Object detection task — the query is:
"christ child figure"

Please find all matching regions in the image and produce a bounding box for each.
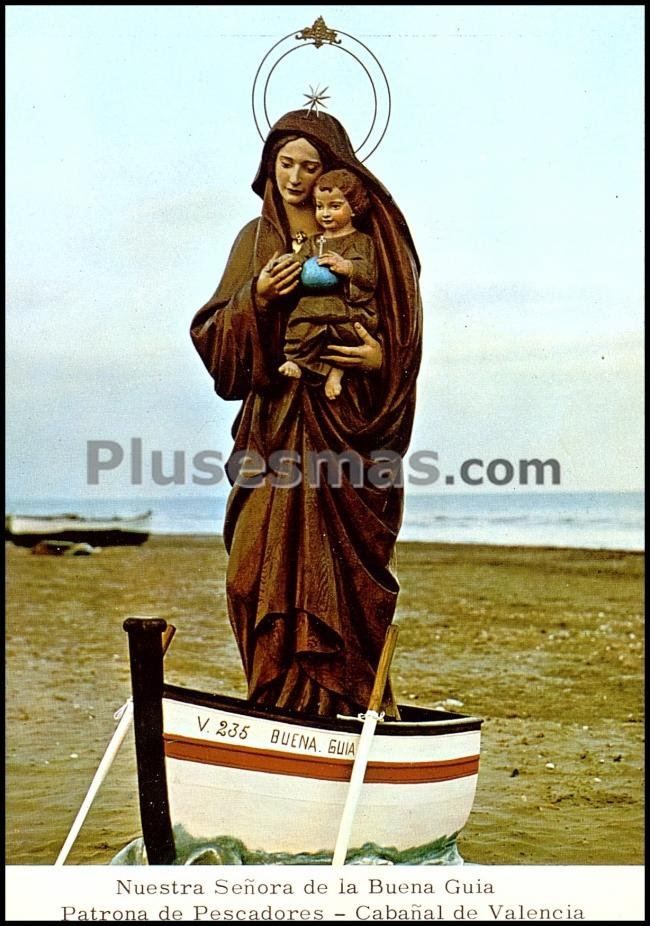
[278,169,378,399]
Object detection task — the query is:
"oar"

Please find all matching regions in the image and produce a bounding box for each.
[54,622,176,866]
[332,623,400,866]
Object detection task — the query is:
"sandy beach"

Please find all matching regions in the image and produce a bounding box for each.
[5,535,644,866]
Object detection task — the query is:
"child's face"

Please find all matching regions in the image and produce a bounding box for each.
[314,187,355,233]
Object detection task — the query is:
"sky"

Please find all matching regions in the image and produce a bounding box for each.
[5,5,644,501]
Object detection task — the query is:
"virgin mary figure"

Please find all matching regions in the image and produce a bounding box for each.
[191,109,422,717]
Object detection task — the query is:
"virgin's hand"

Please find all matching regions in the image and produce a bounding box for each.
[321,323,383,371]
[256,252,301,305]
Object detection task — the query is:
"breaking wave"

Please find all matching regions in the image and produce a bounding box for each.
[111,826,463,866]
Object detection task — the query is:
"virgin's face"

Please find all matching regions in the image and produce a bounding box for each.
[274,138,323,206]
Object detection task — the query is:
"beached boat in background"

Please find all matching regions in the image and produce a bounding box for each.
[5,511,152,548]
[123,618,483,864]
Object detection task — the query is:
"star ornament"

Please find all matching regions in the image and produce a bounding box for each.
[302,85,330,116]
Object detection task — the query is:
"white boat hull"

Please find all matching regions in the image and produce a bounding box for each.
[5,511,152,546]
[162,689,481,855]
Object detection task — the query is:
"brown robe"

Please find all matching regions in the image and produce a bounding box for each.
[190,111,423,716]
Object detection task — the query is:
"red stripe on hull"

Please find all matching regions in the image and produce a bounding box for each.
[164,734,479,784]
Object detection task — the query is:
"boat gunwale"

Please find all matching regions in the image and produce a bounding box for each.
[7,509,152,522]
[6,512,152,531]
[162,683,483,736]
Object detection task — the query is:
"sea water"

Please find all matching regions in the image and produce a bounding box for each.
[111,827,464,866]
[6,490,644,551]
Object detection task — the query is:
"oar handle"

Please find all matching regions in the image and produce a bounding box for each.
[368,624,400,713]
[161,624,176,655]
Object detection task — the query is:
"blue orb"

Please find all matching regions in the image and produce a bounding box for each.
[300,256,339,289]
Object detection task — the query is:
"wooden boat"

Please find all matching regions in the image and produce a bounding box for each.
[124,618,483,864]
[5,510,152,547]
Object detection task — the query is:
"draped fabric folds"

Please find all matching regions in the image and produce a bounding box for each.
[190,111,423,716]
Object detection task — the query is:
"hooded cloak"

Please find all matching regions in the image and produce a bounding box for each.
[190,110,422,716]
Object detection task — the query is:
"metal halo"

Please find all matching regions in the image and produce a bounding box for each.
[260,44,378,155]
[251,21,391,163]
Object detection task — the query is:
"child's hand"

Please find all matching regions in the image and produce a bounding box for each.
[317,252,353,277]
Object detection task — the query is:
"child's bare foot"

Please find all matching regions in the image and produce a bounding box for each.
[325,368,343,399]
[279,361,302,379]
